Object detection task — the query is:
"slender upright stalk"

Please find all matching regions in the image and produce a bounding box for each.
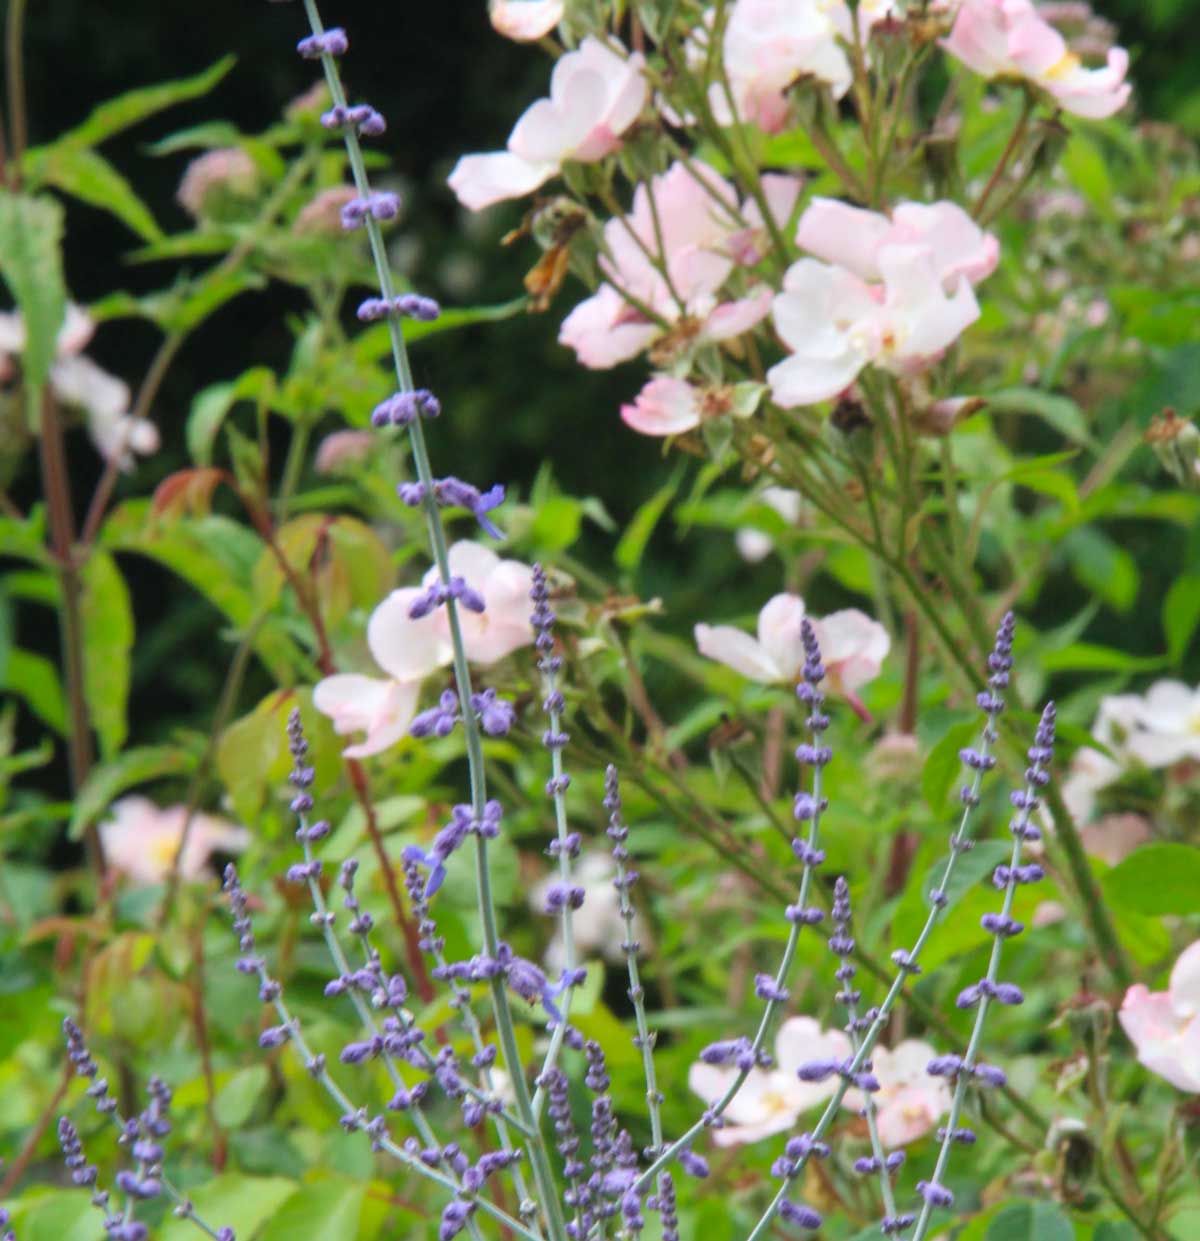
[296,5,568,1234]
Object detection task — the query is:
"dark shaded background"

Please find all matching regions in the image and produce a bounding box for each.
[8,0,1200,761]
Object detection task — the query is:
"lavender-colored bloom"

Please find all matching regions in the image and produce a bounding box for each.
[471,688,515,736]
[401,476,508,539]
[340,190,401,230]
[677,1148,709,1179]
[699,1037,755,1068]
[754,973,790,1003]
[779,1200,822,1229]
[410,689,460,738]
[649,1170,679,1241]
[439,1199,476,1241]
[370,387,441,426]
[296,26,348,58]
[320,102,386,135]
[916,1179,954,1208]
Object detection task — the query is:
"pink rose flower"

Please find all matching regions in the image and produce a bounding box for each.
[488,0,563,41]
[315,541,535,757]
[1119,941,1200,1092]
[688,1018,852,1145]
[767,248,980,407]
[795,198,1000,289]
[695,592,890,694]
[101,797,249,885]
[843,1040,951,1146]
[559,161,771,369]
[448,37,646,210]
[716,0,853,132]
[943,0,1130,119]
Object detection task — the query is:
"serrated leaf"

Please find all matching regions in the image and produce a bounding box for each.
[1103,844,1200,916]
[80,551,134,758]
[56,56,236,151]
[4,648,67,735]
[24,146,161,241]
[68,743,198,840]
[0,192,66,390]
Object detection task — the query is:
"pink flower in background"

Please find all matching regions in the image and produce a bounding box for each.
[0,303,156,472]
[817,608,893,695]
[943,0,1130,118]
[716,0,853,132]
[1061,683,1200,823]
[767,248,980,406]
[1119,940,1200,1092]
[448,37,646,210]
[688,1018,851,1145]
[795,198,1000,289]
[695,593,890,693]
[101,797,249,885]
[844,1040,951,1145]
[489,0,563,40]
[560,161,770,369]
[176,147,258,217]
[314,429,375,473]
[315,541,534,756]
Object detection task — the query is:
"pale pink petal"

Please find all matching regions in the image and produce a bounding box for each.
[1170,942,1200,1020]
[559,286,659,369]
[942,0,1013,76]
[875,1083,947,1146]
[891,201,1000,287]
[621,376,702,437]
[757,594,808,684]
[59,303,96,356]
[489,0,563,40]
[695,622,782,683]
[179,814,251,880]
[877,247,980,361]
[773,1016,852,1078]
[812,608,890,693]
[313,673,422,758]
[367,590,452,681]
[443,539,503,586]
[795,198,892,281]
[511,69,609,165]
[703,287,773,341]
[448,151,554,211]
[1133,681,1199,734]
